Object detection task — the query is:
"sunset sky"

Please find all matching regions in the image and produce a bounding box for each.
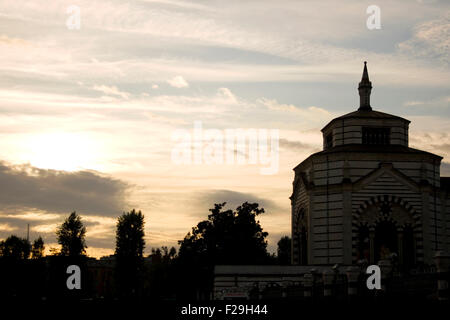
[0,0,449,257]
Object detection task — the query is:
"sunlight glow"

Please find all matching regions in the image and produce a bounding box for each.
[26,132,100,172]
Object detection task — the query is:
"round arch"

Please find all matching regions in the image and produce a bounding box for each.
[351,195,423,267]
[293,207,308,265]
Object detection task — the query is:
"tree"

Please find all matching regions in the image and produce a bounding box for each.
[56,211,87,256]
[115,209,145,298]
[277,236,291,265]
[48,247,60,256]
[147,246,178,299]
[115,209,145,259]
[178,202,269,265]
[150,246,177,263]
[31,236,45,259]
[176,202,269,299]
[0,235,31,259]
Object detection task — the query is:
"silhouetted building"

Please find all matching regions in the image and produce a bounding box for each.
[213,265,339,300]
[86,256,116,299]
[291,62,450,267]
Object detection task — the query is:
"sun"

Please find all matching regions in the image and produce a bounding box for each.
[26,132,99,171]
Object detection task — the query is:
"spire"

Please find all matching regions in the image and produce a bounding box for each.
[358,61,372,111]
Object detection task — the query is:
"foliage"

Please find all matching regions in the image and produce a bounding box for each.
[277,236,291,265]
[150,246,177,263]
[31,236,45,259]
[178,202,269,265]
[56,211,87,256]
[115,209,146,298]
[0,235,31,259]
[175,202,270,299]
[146,246,178,299]
[115,209,145,259]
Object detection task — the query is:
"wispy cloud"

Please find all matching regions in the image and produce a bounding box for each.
[93,85,130,99]
[167,75,189,88]
[398,13,450,65]
[403,96,450,110]
[0,223,17,232]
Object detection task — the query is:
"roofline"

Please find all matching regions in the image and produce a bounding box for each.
[293,145,443,171]
[321,110,411,132]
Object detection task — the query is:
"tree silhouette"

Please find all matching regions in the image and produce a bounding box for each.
[177,202,269,299]
[0,235,31,259]
[147,246,178,299]
[31,236,45,259]
[115,209,145,298]
[48,247,60,256]
[178,202,269,265]
[277,236,291,265]
[56,211,87,256]
[150,246,177,264]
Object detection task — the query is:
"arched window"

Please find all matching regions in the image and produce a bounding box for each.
[300,226,308,265]
[374,221,398,262]
[294,208,308,265]
[357,225,370,262]
[356,198,418,271]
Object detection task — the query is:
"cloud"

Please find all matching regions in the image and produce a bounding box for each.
[167,75,189,88]
[0,1,449,86]
[279,138,319,152]
[31,223,58,234]
[216,87,237,104]
[0,161,129,217]
[0,223,17,232]
[195,189,282,214]
[0,162,129,255]
[403,96,450,110]
[0,211,61,222]
[0,35,29,46]
[258,98,334,126]
[92,85,130,99]
[416,0,440,3]
[260,98,330,115]
[138,0,215,12]
[404,101,424,107]
[441,162,450,176]
[409,131,450,161]
[398,13,450,65]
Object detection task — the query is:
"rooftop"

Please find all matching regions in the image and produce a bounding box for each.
[294,144,442,171]
[322,62,410,132]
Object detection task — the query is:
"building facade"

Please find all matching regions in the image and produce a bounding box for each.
[291,62,450,267]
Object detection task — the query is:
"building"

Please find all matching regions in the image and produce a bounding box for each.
[291,62,450,267]
[213,265,343,300]
[212,63,450,300]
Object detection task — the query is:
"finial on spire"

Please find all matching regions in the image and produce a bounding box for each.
[358,61,372,111]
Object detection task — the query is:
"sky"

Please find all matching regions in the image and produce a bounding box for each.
[0,0,449,258]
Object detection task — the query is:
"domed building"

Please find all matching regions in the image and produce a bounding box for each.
[291,62,450,268]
